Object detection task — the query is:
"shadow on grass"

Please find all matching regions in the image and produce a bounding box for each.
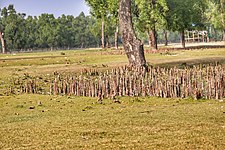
[155,57,225,68]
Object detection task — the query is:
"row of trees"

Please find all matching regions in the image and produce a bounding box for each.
[86,0,225,50]
[0,5,107,53]
[0,1,224,54]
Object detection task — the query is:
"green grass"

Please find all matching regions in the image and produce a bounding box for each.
[0,47,225,149]
[0,48,224,77]
[0,95,224,149]
[146,48,225,67]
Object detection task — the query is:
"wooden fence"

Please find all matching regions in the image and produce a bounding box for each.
[17,65,225,100]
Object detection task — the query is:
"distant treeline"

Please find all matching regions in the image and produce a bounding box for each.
[0,4,224,52]
[0,5,104,52]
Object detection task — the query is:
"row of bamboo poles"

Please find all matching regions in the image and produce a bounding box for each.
[17,65,224,100]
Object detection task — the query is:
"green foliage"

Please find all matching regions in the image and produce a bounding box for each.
[0,6,24,51]
[166,0,208,31]
[85,0,108,19]
[0,5,99,51]
[206,0,225,30]
[134,0,168,32]
[85,0,119,47]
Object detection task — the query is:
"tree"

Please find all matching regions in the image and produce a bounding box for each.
[25,16,38,50]
[85,0,109,48]
[107,0,119,49]
[207,0,225,41]
[221,0,225,41]
[134,0,168,50]
[0,16,6,53]
[119,0,147,67]
[86,0,119,49]
[14,13,27,50]
[1,5,19,51]
[57,15,76,49]
[166,0,207,48]
[74,12,87,48]
[73,12,98,48]
[0,5,28,52]
[37,14,58,50]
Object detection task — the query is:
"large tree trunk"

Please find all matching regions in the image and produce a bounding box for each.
[115,26,119,49]
[101,20,105,48]
[164,30,168,46]
[180,30,185,48]
[0,32,6,54]
[148,28,157,50]
[119,0,146,67]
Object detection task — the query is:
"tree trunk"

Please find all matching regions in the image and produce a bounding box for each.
[223,29,225,42]
[148,33,151,48]
[101,20,105,48]
[148,28,157,50]
[115,26,119,49]
[106,35,109,48]
[180,30,185,48]
[119,0,146,67]
[214,29,218,42]
[0,32,6,54]
[81,42,84,48]
[164,30,168,46]
[221,0,225,41]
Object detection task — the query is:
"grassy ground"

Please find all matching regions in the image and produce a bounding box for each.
[0,48,224,78]
[0,48,224,92]
[0,95,224,149]
[0,47,225,149]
